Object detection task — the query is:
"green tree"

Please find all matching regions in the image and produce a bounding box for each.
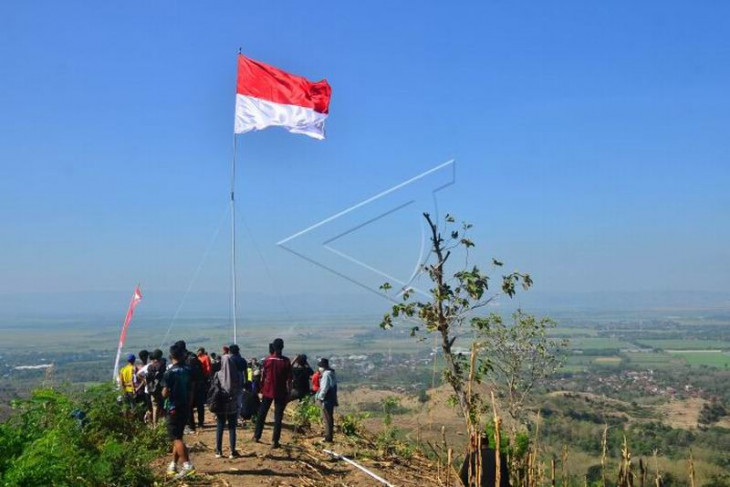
[379,212,534,430]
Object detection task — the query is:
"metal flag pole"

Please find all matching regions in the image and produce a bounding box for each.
[230,48,243,345]
[231,133,238,345]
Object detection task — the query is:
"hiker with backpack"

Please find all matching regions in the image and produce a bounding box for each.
[228,344,248,423]
[162,344,195,479]
[173,340,204,433]
[208,354,242,458]
[144,349,166,425]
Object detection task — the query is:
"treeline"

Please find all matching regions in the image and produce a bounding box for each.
[0,385,167,486]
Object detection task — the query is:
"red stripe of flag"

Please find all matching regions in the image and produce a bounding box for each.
[236,55,332,114]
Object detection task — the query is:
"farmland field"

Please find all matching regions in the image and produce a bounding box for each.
[666,350,730,368]
[635,339,730,350]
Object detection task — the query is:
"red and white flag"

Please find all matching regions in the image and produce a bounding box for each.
[112,285,143,383]
[234,54,332,140]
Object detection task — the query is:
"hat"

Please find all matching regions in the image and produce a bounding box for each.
[127,353,136,363]
[317,358,329,369]
[174,340,187,351]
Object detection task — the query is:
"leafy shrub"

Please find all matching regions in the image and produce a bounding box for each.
[292,396,321,432]
[0,385,167,486]
[340,412,369,436]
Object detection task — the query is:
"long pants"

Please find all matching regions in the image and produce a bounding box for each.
[188,382,206,429]
[215,413,237,454]
[254,397,287,445]
[196,386,207,428]
[321,402,335,442]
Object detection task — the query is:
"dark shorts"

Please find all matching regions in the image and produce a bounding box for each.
[166,410,186,440]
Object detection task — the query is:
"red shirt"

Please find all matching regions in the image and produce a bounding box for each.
[260,354,292,400]
[198,354,212,378]
[311,370,321,392]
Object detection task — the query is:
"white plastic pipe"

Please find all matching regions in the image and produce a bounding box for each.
[323,449,395,486]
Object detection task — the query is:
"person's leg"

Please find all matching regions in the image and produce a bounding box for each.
[187,387,196,430]
[323,403,334,442]
[254,397,272,440]
[215,414,224,454]
[197,383,206,428]
[227,412,237,453]
[174,439,189,463]
[272,398,287,446]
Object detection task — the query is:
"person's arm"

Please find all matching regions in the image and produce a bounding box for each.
[258,359,266,398]
[161,370,170,398]
[317,371,330,402]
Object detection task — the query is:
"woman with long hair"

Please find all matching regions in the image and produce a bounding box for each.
[212,354,242,458]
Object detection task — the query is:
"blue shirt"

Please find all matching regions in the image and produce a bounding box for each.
[161,363,190,413]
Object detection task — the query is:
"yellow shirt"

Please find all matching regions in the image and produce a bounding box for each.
[119,363,135,393]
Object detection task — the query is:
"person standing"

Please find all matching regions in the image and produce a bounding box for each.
[145,349,166,425]
[253,338,292,448]
[196,347,213,428]
[174,340,203,433]
[119,353,138,411]
[210,352,221,374]
[162,344,195,479]
[211,354,242,458]
[229,344,248,423]
[290,354,313,401]
[316,358,338,443]
[311,368,321,396]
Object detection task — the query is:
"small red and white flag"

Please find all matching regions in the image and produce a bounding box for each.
[234,54,332,140]
[112,285,143,383]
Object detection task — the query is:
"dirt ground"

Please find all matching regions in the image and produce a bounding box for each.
[155,405,447,487]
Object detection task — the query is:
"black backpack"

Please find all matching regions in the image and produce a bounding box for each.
[146,362,165,395]
[206,377,231,414]
[185,352,204,383]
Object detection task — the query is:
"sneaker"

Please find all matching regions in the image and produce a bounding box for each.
[174,462,195,480]
[229,450,241,459]
[252,436,260,443]
[166,461,177,476]
[183,426,193,435]
[215,451,223,459]
[272,442,281,449]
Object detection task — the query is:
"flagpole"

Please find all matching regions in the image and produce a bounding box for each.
[231,133,238,345]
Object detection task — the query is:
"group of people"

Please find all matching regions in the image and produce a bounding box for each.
[117,338,339,480]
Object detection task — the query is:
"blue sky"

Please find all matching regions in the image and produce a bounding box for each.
[1,1,729,315]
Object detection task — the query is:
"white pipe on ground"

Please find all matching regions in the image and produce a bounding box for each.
[323,449,395,487]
